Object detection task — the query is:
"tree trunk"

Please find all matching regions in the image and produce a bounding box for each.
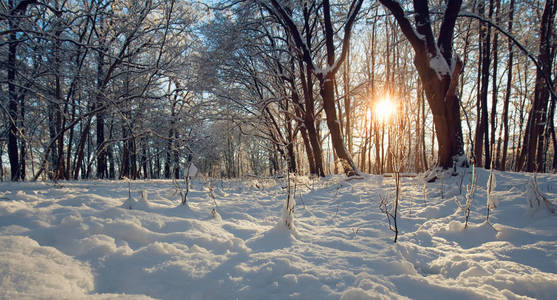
[268,0,362,176]
[414,49,465,169]
[300,62,325,177]
[474,0,492,168]
[18,93,26,180]
[54,22,66,180]
[517,0,556,171]
[121,127,130,179]
[421,86,428,171]
[343,46,352,155]
[173,128,180,179]
[96,48,107,179]
[73,117,92,179]
[498,0,514,170]
[7,25,20,181]
[490,0,500,169]
[320,74,358,175]
[379,0,466,170]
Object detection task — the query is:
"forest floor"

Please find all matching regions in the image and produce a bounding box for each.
[1,169,556,299]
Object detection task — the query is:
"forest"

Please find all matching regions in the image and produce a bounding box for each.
[2,1,557,299]
[1,0,556,181]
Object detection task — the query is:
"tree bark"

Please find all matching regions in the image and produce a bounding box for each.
[490,0,500,169]
[7,18,20,181]
[474,0,492,168]
[96,47,107,178]
[498,0,514,170]
[300,58,325,176]
[343,46,352,155]
[517,0,556,171]
[379,0,467,170]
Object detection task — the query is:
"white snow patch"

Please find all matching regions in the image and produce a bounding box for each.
[429,54,450,79]
[0,171,556,299]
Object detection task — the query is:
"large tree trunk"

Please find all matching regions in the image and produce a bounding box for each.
[319,0,359,176]
[379,0,466,170]
[5,0,36,181]
[301,62,325,177]
[320,74,359,175]
[517,0,556,172]
[415,50,465,168]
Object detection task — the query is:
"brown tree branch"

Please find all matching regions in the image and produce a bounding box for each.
[438,0,463,64]
[377,0,423,51]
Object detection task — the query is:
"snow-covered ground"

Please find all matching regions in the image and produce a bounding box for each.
[1,169,556,299]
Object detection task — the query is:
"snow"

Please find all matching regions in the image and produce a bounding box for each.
[428,53,450,79]
[1,170,556,299]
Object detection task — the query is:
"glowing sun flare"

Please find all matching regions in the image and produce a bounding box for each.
[375,98,396,121]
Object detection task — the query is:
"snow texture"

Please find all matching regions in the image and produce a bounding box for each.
[428,53,450,79]
[0,170,556,299]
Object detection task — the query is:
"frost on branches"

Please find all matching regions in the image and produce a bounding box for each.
[525,175,556,215]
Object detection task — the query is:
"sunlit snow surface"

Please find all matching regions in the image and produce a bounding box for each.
[1,169,556,299]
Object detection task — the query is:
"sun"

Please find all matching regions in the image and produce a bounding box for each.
[374,96,396,122]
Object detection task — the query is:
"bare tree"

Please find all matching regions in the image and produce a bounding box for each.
[378,0,467,173]
[265,0,364,176]
[517,0,557,172]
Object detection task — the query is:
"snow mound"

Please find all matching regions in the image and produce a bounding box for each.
[0,235,94,299]
[122,190,151,210]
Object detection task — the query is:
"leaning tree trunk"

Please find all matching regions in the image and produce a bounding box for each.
[320,73,359,175]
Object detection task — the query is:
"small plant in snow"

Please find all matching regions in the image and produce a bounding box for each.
[379,172,400,243]
[525,173,556,215]
[280,172,296,231]
[122,178,134,209]
[464,164,477,229]
[122,189,150,210]
[208,185,221,219]
[486,166,497,222]
[172,178,189,207]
